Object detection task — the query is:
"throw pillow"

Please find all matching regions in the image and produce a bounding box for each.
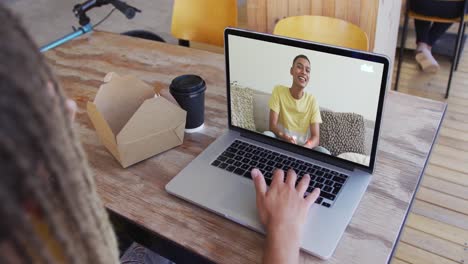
[319,111,366,156]
[230,83,256,131]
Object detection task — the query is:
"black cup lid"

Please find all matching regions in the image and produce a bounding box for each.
[169,75,206,95]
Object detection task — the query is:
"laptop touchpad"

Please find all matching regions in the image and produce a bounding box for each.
[220,180,259,224]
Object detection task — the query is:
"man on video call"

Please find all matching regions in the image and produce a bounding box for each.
[264,54,331,155]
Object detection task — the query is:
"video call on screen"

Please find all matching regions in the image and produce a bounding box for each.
[228,35,385,167]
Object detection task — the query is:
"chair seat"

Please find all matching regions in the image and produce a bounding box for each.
[408,10,468,23]
[273,16,369,51]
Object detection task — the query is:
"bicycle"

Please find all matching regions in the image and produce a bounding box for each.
[40,0,141,52]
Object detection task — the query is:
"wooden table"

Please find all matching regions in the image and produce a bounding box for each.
[45,31,446,263]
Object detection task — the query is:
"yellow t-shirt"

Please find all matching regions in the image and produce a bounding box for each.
[269,85,321,145]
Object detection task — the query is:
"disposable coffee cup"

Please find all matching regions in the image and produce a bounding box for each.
[169,75,206,133]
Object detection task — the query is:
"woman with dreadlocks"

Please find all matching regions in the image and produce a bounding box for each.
[0,4,119,264]
[0,3,159,263]
[0,3,320,264]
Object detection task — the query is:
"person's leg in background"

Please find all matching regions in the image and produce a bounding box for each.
[414,19,441,72]
[428,22,455,46]
[414,19,431,47]
[411,0,464,72]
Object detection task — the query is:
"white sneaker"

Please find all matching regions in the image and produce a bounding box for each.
[415,48,440,73]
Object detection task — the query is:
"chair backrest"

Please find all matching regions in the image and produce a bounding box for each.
[273,16,369,51]
[171,0,238,47]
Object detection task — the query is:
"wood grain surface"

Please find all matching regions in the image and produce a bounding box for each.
[44,31,446,263]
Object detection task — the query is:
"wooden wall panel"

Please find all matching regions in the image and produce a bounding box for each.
[288,0,311,17]
[266,0,289,33]
[359,0,378,51]
[334,0,348,21]
[349,0,361,26]
[322,0,336,17]
[310,0,323,15]
[247,0,267,33]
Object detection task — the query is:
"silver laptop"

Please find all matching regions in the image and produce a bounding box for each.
[166,28,389,259]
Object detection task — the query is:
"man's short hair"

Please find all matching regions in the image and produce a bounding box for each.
[292,54,310,65]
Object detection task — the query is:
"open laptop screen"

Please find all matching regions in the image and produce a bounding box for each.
[225,29,388,171]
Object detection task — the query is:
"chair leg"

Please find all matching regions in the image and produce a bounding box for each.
[178,39,190,47]
[446,20,465,98]
[394,6,410,91]
[457,0,468,72]
[455,22,466,71]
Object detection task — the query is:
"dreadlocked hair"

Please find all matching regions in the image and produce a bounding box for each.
[0,4,119,263]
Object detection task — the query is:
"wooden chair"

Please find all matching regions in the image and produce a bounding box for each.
[394,0,468,98]
[273,16,369,51]
[171,0,238,47]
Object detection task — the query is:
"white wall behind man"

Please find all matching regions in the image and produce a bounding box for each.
[228,35,385,121]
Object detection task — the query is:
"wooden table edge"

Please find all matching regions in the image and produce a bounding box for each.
[385,101,448,263]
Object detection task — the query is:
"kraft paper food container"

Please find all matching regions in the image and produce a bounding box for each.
[87,72,186,168]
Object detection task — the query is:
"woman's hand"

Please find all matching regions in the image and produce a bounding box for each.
[251,168,320,264]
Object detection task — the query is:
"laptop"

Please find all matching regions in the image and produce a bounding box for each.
[166,28,389,259]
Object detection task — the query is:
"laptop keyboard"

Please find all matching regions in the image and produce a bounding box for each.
[210,140,349,208]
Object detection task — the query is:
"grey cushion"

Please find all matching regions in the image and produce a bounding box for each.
[319,111,366,156]
[230,84,256,131]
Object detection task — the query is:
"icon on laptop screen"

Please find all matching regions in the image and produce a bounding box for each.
[360,64,374,73]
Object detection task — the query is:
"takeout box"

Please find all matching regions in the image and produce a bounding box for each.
[87,72,186,168]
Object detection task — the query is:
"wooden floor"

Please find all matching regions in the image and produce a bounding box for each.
[390,45,468,263]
